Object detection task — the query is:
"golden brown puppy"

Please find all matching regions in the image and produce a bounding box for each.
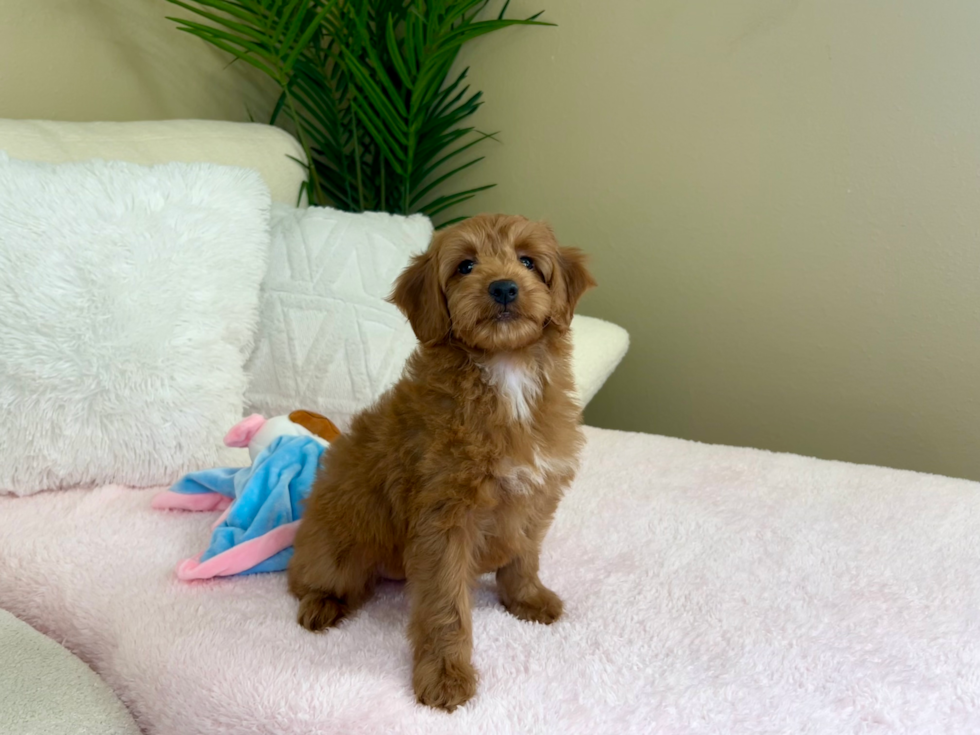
[288,214,595,711]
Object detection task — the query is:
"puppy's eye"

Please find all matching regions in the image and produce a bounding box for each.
[519,256,534,270]
[457,260,475,275]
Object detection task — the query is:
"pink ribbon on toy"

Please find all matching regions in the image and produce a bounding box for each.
[151,491,232,513]
[174,521,301,581]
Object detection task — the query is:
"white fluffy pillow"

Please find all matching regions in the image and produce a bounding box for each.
[0,153,270,496]
[245,204,431,429]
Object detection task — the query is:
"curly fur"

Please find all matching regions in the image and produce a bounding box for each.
[288,214,596,710]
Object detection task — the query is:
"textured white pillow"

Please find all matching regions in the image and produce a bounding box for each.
[245,204,432,429]
[0,153,270,496]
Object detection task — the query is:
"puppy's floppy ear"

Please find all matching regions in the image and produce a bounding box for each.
[389,250,450,346]
[550,245,597,332]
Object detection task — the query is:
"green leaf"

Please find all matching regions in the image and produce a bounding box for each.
[385,15,414,89]
[437,18,555,51]
[426,192,479,219]
[167,1,268,43]
[283,0,338,72]
[429,83,474,124]
[342,51,409,141]
[351,96,406,175]
[419,183,496,217]
[166,0,262,27]
[410,155,484,207]
[170,18,277,66]
[173,26,277,77]
[404,11,422,76]
[412,51,459,113]
[351,19,409,119]
[275,0,306,50]
[268,90,287,125]
[436,214,471,228]
[423,90,483,138]
[415,126,476,163]
[414,130,498,186]
[438,0,486,31]
[427,66,469,119]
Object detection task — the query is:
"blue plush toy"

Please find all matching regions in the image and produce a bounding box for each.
[152,412,339,580]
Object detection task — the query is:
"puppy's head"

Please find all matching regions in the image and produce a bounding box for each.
[391,214,595,352]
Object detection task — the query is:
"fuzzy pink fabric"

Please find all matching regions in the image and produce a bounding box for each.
[2,426,980,733]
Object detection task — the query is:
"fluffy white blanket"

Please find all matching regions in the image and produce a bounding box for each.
[1,427,978,734]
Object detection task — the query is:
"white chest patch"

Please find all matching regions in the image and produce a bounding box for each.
[485,357,541,423]
[497,452,580,495]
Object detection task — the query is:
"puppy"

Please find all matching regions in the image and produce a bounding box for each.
[288,214,595,711]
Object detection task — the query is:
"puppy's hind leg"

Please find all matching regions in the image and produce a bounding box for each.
[288,544,376,633]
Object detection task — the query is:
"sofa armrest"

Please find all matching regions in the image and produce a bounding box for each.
[0,609,140,735]
[569,315,630,406]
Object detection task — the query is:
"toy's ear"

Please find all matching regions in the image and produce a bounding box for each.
[388,249,450,346]
[224,414,265,447]
[550,245,597,332]
[289,410,341,442]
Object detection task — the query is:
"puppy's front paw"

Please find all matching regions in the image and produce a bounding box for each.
[503,585,563,625]
[413,655,478,712]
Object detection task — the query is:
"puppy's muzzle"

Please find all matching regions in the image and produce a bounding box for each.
[489,280,518,305]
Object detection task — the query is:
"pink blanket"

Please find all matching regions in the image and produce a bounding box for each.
[2,426,980,734]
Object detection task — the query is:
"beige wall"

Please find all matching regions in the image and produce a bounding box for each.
[441,0,980,481]
[3,0,980,481]
[0,0,277,122]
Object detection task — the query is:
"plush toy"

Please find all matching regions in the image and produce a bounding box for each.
[152,411,340,581]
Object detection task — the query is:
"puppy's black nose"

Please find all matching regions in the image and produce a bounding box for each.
[489,279,519,305]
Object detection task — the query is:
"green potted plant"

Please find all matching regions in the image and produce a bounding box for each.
[167,0,551,225]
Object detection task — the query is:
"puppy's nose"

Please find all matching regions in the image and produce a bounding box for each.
[489,279,519,305]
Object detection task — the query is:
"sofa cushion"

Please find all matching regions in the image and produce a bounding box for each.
[0,153,269,495]
[245,204,432,429]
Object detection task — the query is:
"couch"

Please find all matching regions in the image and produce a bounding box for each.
[2,119,979,735]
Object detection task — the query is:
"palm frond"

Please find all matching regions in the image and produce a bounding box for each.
[166,0,553,223]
